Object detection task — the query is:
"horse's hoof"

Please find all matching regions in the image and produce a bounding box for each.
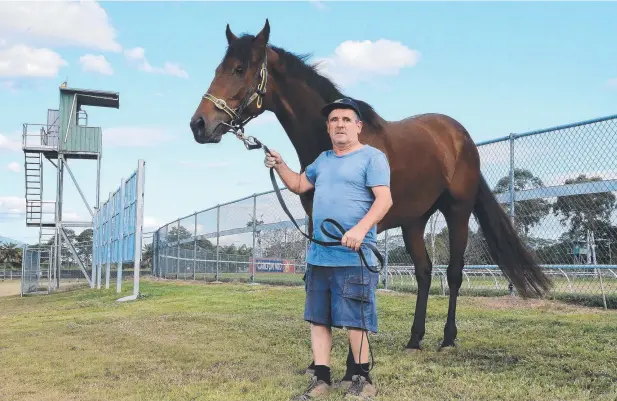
[438,343,457,353]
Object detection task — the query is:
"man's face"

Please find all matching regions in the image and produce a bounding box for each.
[326,108,363,146]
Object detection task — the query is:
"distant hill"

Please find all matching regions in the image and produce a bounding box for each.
[0,236,26,246]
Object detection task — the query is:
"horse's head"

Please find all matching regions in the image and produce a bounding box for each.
[190,19,271,144]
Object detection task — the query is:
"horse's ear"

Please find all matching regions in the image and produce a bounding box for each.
[226,24,238,45]
[253,19,270,49]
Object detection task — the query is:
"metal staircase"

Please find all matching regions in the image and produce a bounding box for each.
[38,226,56,247]
[38,228,55,291]
[24,153,43,227]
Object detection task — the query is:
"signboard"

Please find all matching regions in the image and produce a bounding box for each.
[249,257,296,274]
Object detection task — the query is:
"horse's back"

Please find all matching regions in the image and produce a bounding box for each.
[363,112,481,226]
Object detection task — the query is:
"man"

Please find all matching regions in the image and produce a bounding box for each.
[264,98,392,400]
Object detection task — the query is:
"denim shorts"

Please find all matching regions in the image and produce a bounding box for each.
[303,263,379,333]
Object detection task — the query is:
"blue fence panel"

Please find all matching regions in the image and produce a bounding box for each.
[122,170,139,263]
[110,187,122,263]
[92,161,145,268]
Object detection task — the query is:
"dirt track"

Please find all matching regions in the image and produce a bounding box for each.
[0,281,21,297]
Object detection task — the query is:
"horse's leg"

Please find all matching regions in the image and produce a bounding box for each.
[440,202,472,349]
[403,218,433,350]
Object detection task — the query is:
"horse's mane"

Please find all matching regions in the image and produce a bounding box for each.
[225,34,383,129]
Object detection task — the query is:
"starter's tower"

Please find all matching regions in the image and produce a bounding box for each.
[22,83,119,290]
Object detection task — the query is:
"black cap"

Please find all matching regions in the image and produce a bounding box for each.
[320,98,362,120]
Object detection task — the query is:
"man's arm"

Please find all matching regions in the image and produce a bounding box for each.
[356,186,393,233]
[265,149,315,194]
[274,162,315,195]
[341,185,393,251]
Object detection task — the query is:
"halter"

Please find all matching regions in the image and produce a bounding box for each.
[202,50,268,149]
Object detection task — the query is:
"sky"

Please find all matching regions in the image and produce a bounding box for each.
[0,1,616,245]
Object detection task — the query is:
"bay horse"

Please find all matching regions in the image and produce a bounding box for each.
[189,19,551,363]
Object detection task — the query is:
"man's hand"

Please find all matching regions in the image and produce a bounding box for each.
[263,149,315,194]
[341,225,369,251]
[264,149,283,169]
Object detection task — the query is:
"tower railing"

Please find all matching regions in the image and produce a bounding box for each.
[22,123,60,151]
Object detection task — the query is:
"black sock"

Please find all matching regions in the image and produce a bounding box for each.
[313,365,331,385]
[343,347,356,381]
[356,363,371,384]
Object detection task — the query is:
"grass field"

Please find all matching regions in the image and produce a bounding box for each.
[159,270,617,308]
[1,278,616,401]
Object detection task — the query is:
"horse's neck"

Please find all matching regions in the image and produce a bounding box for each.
[268,81,332,169]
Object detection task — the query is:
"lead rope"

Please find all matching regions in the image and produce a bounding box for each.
[235,132,382,376]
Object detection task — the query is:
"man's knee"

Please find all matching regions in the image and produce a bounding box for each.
[311,323,332,332]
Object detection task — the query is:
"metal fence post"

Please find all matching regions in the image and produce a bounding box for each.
[508,132,515,295]
[251,194,257,283]
[193,213,197,280]
[509,133,516,225]
[304,215,309,272]
[176,220,180,280]
[384,230,389,290]
[216,205,220,282]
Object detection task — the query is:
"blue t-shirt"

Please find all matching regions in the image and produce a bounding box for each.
[304,145,390,267]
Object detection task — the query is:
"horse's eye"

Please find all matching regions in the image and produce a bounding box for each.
[234,66,244,74]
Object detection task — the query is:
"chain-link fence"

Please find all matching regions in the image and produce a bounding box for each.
[21,245,52,295]
[152,113,617,308]
[20,237,94,295]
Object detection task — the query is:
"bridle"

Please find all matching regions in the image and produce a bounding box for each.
[202,50,268,150]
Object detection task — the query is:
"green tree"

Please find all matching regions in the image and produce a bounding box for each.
[465,229,492,265]
[167,225,193,248]
[424,226,450,266]
[196,238,215,252]
[553,174,617,241]
[493,168,551,237]
[0,242,22,267]
[76,228,93,266]
[141,242,153,269]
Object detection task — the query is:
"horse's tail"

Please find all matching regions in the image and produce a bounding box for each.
[472,175,552,298]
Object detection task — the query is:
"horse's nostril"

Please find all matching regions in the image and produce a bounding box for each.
[190,117,205,132]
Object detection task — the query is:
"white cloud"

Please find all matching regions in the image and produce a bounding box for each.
[103,126,172,148]
[124,47,145,62]
[0,45,67,77]
[79,54,113,75]
[315,39,421,87]
[0,197,84,227]
[0,2,121,52]
[124,47,188,78]
[7,162,20,173]
[0,196,25,215]
[143,216,160,230]
[0,133,21,151]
